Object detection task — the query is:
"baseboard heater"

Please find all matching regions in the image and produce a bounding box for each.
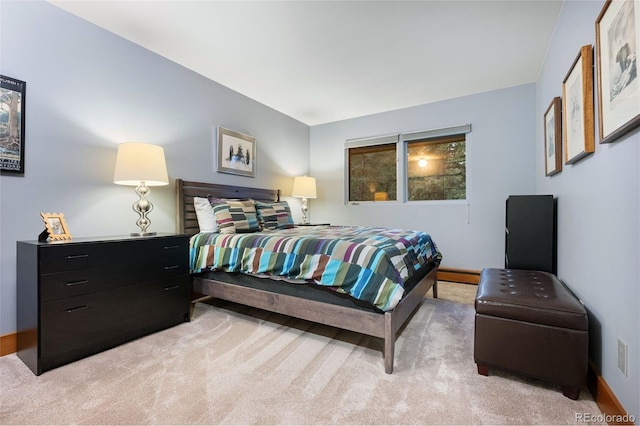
[438,268,480,285]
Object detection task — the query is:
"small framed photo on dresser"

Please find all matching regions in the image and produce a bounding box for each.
[544,97,562,176]
[40,212,72,241]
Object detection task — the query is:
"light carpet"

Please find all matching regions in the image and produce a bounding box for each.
[0,282,604,425]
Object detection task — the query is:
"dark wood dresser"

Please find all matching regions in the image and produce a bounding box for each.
[16,233,190,375]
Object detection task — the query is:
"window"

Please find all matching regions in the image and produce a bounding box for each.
[346,124,470,203]
[406,134,466,201]
[348,143,397,201]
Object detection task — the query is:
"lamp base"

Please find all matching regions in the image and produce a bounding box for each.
[130,231,157,237]
[132,182,155,236]
[301,197,309,224]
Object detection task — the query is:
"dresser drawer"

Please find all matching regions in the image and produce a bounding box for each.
[39,274,189,371]
[39,259,189,302]
[38,236,188,274]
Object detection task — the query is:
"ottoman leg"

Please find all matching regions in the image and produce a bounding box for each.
[477,364,489,376]
[562,386,580,400]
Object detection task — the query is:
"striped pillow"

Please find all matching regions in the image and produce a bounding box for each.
[213,199,260,234]
[255,201,295,230]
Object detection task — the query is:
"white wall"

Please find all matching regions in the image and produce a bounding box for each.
[310,84,536,270]
[536,1,639,418]
[0,1,309,335]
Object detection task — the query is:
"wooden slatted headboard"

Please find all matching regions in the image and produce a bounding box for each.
[176,179,280,236]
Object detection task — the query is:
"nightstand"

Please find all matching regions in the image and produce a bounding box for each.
[16,233,190,375]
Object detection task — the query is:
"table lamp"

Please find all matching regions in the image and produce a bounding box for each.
[292,176,317,224]
[113,142,169,236]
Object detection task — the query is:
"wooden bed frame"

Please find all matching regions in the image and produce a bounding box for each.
[176,179,438,373]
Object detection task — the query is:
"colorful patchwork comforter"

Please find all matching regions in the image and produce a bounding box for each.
[189,226,442,312]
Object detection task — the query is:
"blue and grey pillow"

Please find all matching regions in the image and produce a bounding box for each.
[255,201,295,230]
[212,199,260,234]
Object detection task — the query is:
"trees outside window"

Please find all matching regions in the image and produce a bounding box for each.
[346,127,468,203]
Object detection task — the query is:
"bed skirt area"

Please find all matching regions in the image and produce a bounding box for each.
[191,264,438,374]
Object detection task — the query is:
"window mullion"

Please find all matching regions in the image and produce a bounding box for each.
[398,139,406,203]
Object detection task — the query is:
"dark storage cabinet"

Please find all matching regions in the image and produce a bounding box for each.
[505,195,557,274]
[17,234,191,375]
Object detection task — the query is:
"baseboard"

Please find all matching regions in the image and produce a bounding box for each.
[588,360,635,424]
[438,267,480,284]
[1,332,17,356]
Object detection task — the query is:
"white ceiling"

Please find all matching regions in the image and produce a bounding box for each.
[48,0,563,126]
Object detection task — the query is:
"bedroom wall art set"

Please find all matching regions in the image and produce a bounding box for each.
[544,0,640,177]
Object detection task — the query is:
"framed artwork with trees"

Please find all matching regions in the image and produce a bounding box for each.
[217,126,256,178]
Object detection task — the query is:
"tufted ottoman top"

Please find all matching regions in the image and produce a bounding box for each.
[475,268,587,331]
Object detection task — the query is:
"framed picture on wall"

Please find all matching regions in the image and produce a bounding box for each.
[596,0,640,144]
[0,75,26,174]
[562,45,595,165]
[217,126,256,178]
[544,97,562,176]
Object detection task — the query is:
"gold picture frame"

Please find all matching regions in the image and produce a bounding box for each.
[40,212,72,241]
[562,45,595,165]
[544,97,563,176]
[595,0,640,144]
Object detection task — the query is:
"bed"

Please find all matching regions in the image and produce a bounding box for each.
[176,179,441,373]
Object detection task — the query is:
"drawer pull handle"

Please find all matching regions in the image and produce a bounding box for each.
[65,305,88,313]
[66,280,89,286]
[65,254,89,260]
[164,245,180,250]
[164,284,180,291]
[163,265,180,270]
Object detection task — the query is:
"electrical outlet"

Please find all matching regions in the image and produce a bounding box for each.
[617,338,628,376]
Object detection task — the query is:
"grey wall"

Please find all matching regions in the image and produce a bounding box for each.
[309,84,537,270]
[2,0,638,417]
[0,1,309,335]
[536,1,639,418]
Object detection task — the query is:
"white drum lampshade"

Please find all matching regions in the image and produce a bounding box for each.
[113,142,169,236]
[292,176,317,224]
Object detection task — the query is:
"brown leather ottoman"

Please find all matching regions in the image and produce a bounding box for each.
[474,268,588,399]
